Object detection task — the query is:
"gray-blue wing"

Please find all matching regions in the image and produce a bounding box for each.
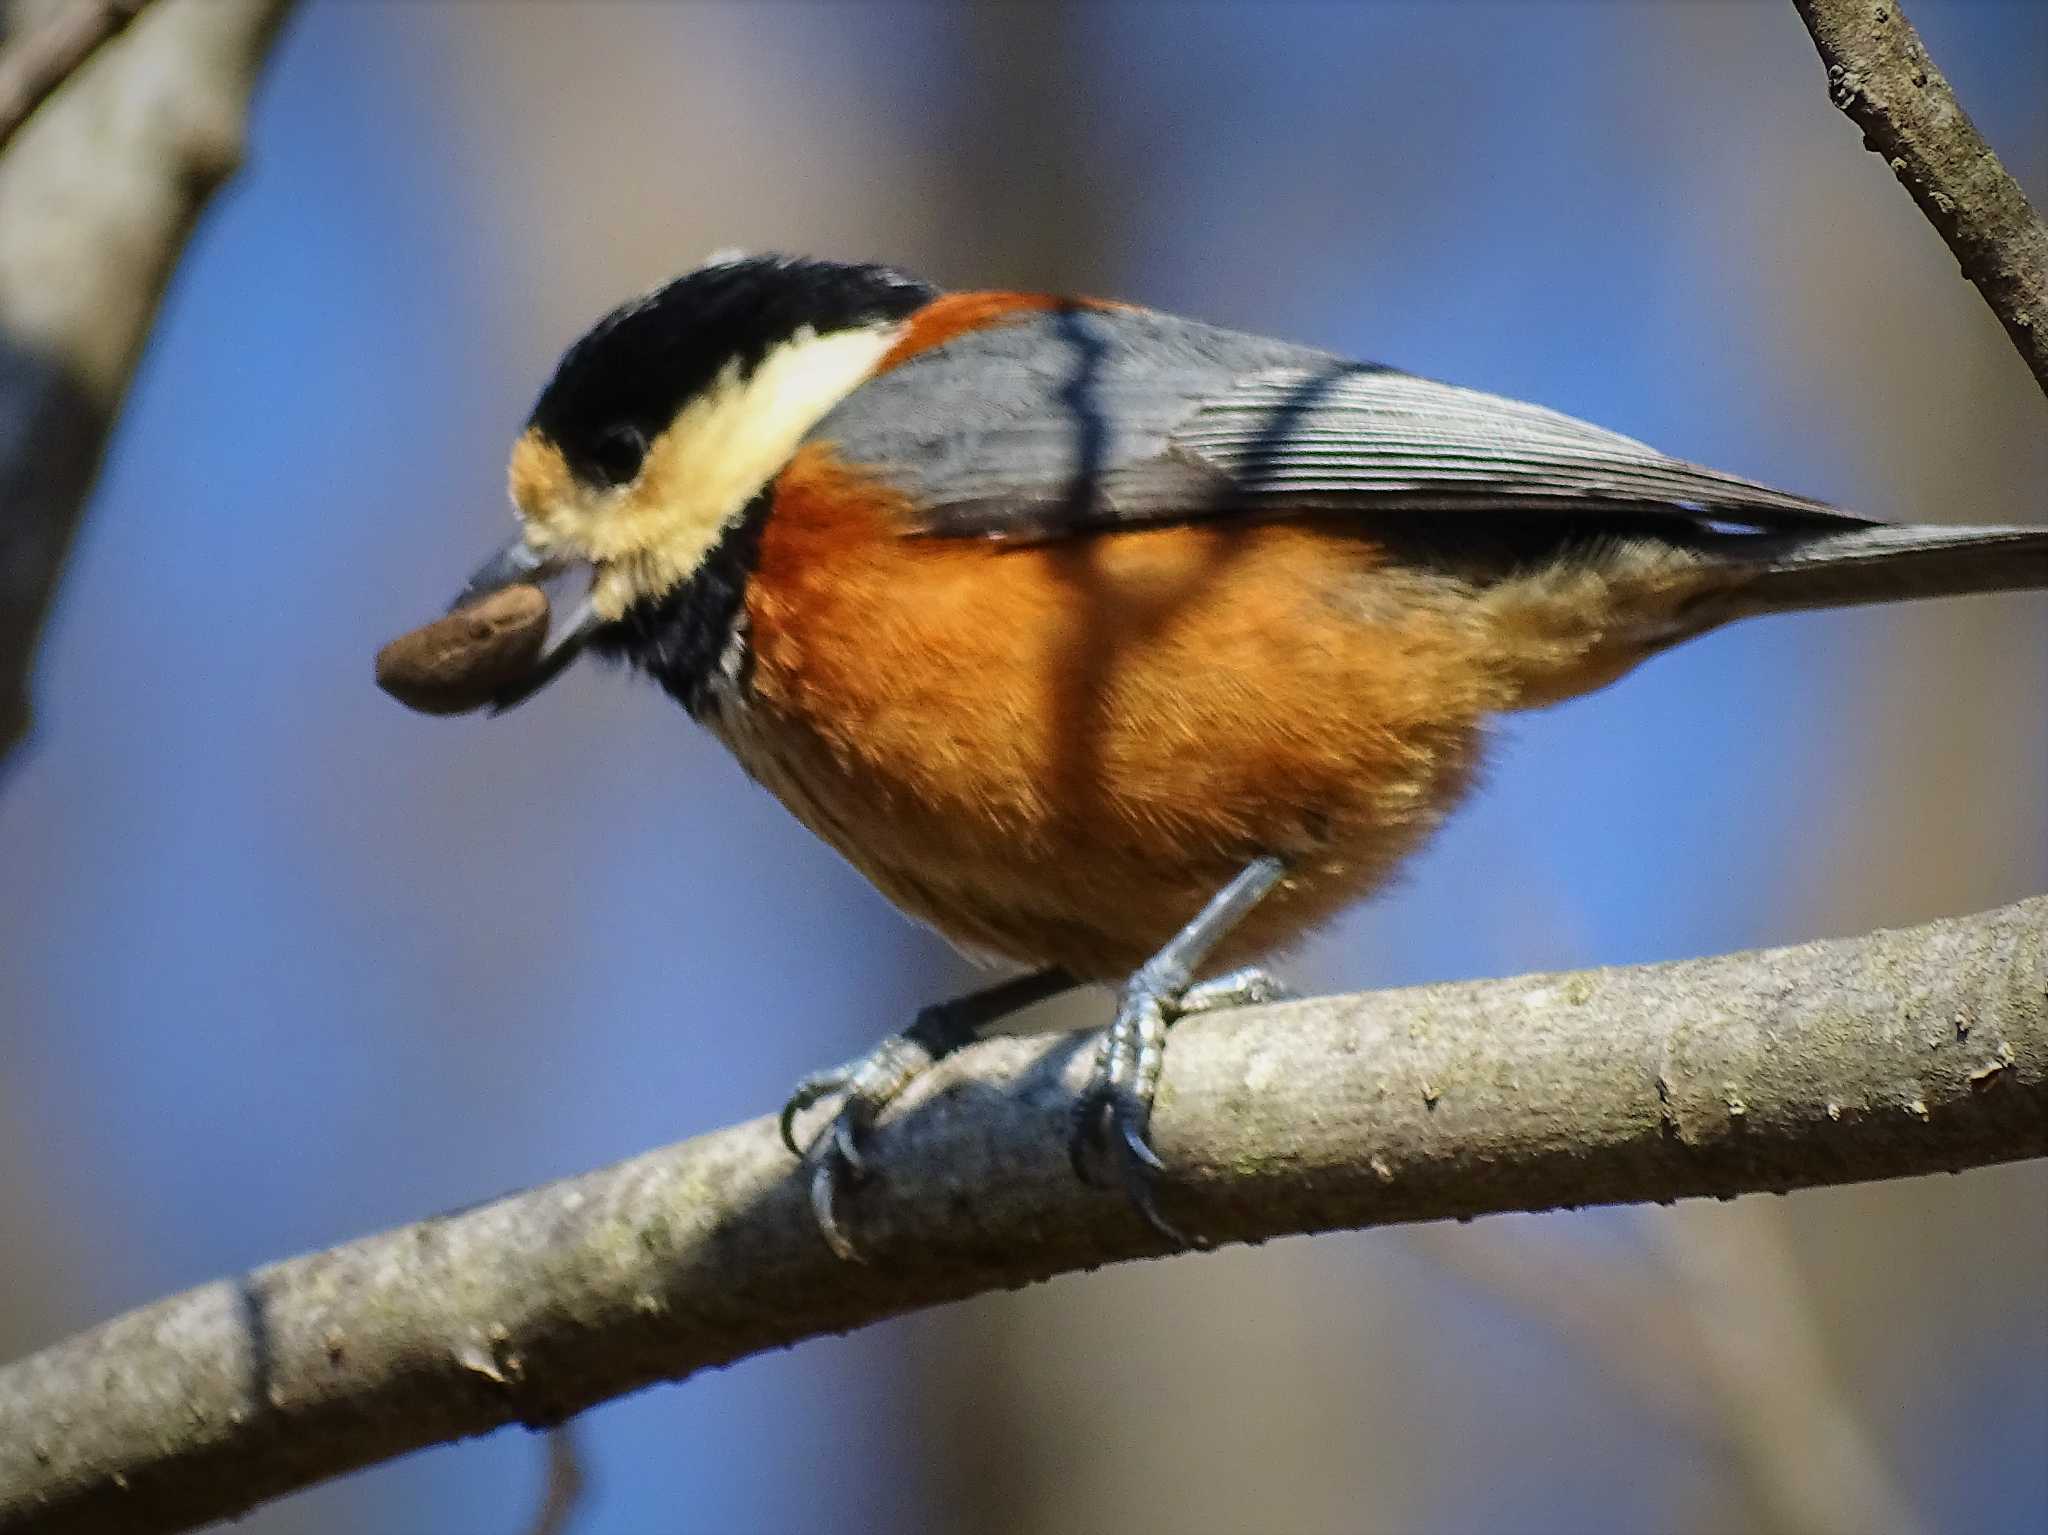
[808,303,1869,541]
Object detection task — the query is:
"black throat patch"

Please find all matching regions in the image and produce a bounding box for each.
[592,489,773,719]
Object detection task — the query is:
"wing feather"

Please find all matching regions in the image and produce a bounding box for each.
[807,305,1865,542]
[1168,369,1852,525]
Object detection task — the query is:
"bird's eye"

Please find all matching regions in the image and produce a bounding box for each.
[586,424,647,487]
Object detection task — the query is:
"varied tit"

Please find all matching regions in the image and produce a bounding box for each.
[431,252,2048,1256]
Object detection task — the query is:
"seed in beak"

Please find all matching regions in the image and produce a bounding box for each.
[376,584,552,716]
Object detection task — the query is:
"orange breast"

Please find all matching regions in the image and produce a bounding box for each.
[715,445,1514,979]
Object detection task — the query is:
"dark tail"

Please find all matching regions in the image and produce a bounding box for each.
[1729,522,2048,616]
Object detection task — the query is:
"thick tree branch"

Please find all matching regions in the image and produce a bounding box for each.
[0,0,155,153]
[1791,0,2048,397]
[1,897,2041,1535]
[0,0,292,766]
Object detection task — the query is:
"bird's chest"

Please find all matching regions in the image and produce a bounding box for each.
[697,472,1503,976]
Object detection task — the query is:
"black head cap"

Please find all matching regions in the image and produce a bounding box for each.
[527,254,937,487]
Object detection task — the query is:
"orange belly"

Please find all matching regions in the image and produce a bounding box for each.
[711,445,1532,979]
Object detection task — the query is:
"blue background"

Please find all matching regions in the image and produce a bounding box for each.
[4,3,2043,1531]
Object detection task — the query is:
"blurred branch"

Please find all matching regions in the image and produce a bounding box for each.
[2,896,2042,1535]
[1654,1209,1926,1535]
[0,0,293,767]
[524,1427,585,1535]
[1791,0,2048,397]
[0,0,154,153]
[1415,1210,1926,1535]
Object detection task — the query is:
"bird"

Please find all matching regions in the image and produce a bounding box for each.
[414,251,2048,1257]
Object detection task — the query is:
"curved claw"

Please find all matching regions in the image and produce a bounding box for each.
[779,974,1079,1262]
[778,1070,850,1157]
[1110,1097,1197,1248]
[1121,1117,1166,1174]
[1068,1086,1113,1185]
[809,1157,865,1264]
[1065,861,1290,1249]
[1068,1061,1217,1244]
[1068,1085,1194,1246]
[778,1099,811,1158]
[1122,1166,1199,1250]
[788,1093,877,1259]
[829,1113,869,1181]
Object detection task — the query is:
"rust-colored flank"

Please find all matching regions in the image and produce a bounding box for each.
[876,291,1113,374]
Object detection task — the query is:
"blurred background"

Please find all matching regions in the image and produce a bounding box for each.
[3,1,2044,1531]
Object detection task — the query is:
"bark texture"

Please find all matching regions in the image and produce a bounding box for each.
[0,0,153,153]
[0,0,292,764]
[1,896,2041,1535]
[1792,0,2048,397]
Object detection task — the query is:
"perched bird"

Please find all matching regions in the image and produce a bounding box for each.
[416,252,2047,1255]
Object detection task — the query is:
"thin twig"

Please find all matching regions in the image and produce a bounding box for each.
[524,1427,586,1535]
[1791,0,2048,397]
[1653,1208,1926,1535]
[0,894,2040,1535]
[1415,1211,1926,1535]
[0,0,154,155]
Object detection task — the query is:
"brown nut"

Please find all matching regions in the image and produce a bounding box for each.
[375,584,551,716]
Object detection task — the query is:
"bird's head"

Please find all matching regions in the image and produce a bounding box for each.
[460,253,935,706]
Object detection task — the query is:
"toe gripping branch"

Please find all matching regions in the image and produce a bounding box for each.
[780,855,1288,1260]
[1069,855,1292,1248]
[780,967,1076,1261]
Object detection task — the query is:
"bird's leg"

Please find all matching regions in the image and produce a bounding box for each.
[782,965,1076,1260]
[1071,855,1290,1247]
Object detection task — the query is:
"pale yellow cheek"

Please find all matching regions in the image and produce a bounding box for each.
[505,321,904,610]
[506,430,632,563]
[507,431,573,540]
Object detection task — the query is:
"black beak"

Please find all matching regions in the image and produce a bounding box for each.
[457,536,602,712]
